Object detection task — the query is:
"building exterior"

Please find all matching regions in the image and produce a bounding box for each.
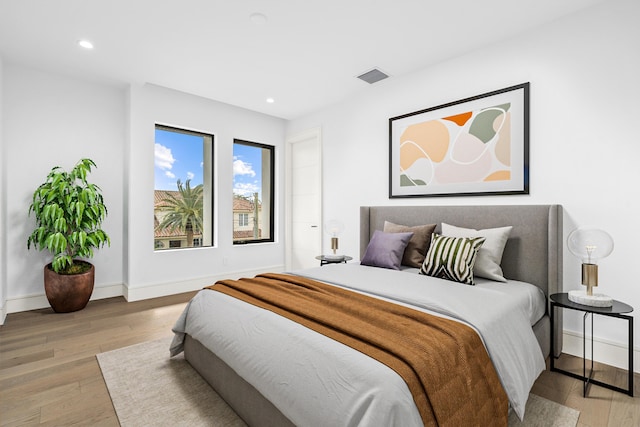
[233,195,263,242]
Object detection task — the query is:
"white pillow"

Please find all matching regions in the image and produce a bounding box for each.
[441,223,512,282]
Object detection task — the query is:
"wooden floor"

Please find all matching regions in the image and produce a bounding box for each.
[1,294,638,427]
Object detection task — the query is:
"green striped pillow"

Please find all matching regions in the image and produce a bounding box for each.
[419,234,486,285]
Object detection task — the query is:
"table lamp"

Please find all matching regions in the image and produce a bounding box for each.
[324,219,345,259]
[567,228,614,307]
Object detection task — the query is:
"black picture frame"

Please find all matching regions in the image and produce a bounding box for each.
[389,83,529,198]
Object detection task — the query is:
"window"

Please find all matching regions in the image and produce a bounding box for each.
[238,213,249,227]
[233,139,274,244]
[154,125,214,251]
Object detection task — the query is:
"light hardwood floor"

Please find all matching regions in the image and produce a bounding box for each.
[1,293,638,426]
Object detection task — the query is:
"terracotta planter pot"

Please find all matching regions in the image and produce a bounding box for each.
[43,262,95,313]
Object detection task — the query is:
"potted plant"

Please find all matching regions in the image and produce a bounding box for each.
[27,158,110,313]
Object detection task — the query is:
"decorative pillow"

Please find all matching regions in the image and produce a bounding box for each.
[419,234,485,285]
[441,223,512,282]
[361,230,414,270]
[383,221,437,268]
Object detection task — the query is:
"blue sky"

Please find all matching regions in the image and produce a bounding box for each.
[154,128,262,197]
[232,142,262,198]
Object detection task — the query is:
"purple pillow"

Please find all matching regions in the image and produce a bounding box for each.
[361,230,414,270]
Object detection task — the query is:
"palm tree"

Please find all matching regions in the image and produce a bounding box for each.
[155,179,203,247]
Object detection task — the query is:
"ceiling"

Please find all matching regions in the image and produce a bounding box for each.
[0,0,607,120]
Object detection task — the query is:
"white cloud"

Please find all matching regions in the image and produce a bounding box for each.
[234,182,259,197]
[187,172,195,180]
[165,171,176,179]
[155,143,175,170]
[233,159,256,177]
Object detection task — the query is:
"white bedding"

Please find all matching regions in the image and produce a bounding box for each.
[399,266,547,326]
[171,264,545,424]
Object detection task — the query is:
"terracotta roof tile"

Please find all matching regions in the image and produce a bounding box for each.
[233,197,259,211]
[154,190,179,208]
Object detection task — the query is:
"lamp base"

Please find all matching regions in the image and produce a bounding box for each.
[568,290,613,307]
[324,254,345,261]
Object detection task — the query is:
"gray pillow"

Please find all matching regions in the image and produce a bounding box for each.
[383,221,437,268]
[361,230,414,270]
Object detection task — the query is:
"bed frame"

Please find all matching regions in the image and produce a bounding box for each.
[361,204,563,359]
[185,204,563,426]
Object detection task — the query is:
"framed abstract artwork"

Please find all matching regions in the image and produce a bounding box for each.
[389,83,529,198]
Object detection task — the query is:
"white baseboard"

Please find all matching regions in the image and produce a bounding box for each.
[0,304,6,325]
[123,265,285,301]
[562,330,639,374]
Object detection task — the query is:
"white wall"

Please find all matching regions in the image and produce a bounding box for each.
[287,0,640,371]
[1,68,287,317]
[125,84,286,300]
[2,65,126,313]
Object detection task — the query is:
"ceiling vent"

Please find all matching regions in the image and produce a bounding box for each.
[357,68,389,84]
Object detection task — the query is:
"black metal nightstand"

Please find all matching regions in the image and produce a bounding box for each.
[315,255,353,266]
[550,292,634,397]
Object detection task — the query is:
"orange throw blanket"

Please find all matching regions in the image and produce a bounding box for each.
[207,273,508,426]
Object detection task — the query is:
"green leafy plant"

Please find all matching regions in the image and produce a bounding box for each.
[27,158,110,274]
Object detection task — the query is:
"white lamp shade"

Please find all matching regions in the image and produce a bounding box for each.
[567,228,613,264]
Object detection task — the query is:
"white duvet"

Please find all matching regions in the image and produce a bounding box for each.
[171,264,545,425]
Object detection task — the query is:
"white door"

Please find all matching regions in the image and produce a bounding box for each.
[286,128,322,270]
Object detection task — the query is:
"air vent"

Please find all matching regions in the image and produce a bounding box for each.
[357,68,389,84]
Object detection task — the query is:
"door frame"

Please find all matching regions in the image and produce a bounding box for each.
[285,127,322,270]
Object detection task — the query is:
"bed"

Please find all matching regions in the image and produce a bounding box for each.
[171,204,563,426]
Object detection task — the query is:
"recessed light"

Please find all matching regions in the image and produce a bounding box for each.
[77,39,94,49]
[250,13,268,24]
[266,97,275,104]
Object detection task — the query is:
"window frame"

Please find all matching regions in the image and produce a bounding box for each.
[154,124,215,251]
[233,139,275,245]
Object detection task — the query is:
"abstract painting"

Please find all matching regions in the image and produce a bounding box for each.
[389,83,529,198]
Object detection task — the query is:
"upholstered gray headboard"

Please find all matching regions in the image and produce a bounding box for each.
[360,204,563,357]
